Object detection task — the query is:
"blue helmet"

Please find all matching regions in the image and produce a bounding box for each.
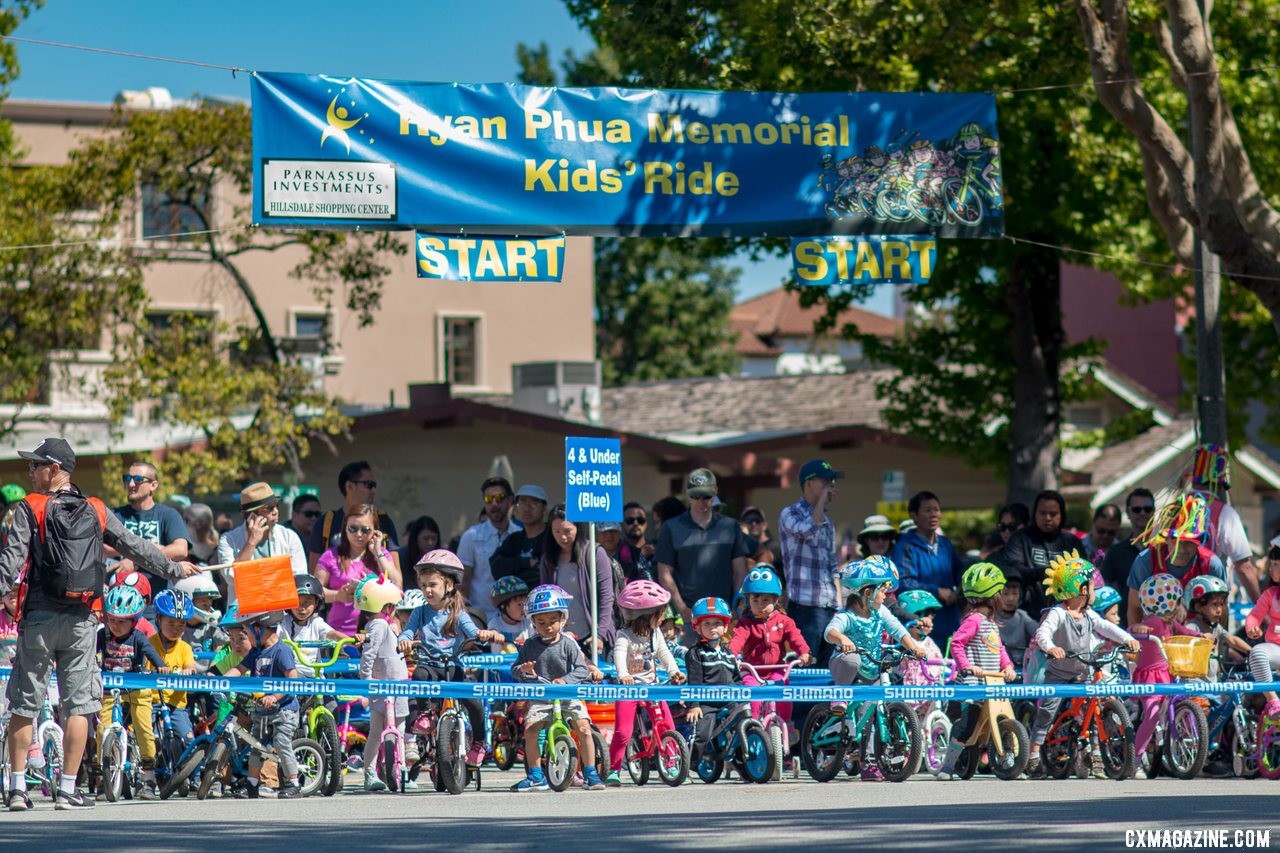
[103,585,145,619]
[525,584,572,616]
[740,565,783,597]
[219,603,241,627]
[1091,585,1123,616]
[898,589,942,617]
[691,597,732,625]
[840,558,896,591]
[862,555,900,592]
[154,588,194,620]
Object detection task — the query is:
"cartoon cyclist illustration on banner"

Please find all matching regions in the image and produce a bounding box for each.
[818,123,1003,229]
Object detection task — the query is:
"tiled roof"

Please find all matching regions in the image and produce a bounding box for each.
[731,289,900,358]
[600,371,894,440]
[731,315,781,356]
[1064,417,1195,488]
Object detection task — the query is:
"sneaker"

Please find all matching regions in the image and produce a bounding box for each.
[860,763,883,782]
[54,789,95,810]
[140,782,159,801]
[582,767,605,790]
[95,788,108,802]
[231,781,260,800]
[512,770,548,792]
[402,778,420,792]
[7,790,32,812]
[605,770,621,787]
[277,783,301,800]
[405,743,421,764]
[1026,756,1044,779]
[936,771,960,781]
[465,741,487,767]
[571,771,584,788]
[364,771,387,792]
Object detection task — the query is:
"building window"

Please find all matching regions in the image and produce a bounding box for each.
[144,310,215,347]
[141,183,208,240]
[293,312,328,340]
[440,316,480,387]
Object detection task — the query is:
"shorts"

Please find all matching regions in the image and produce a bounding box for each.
[525,699,589,726]
[6,609,102,718]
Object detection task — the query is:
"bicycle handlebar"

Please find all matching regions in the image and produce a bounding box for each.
[1065,646,1127,669]
[737,659,805,680]
[281,636,357,671]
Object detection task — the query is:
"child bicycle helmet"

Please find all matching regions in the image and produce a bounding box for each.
[1139,574,1183,617]
[414,548,465,584]
[0,483,25,504]
[295,574,325,600]
[219,603,241,627]
[1042,551,1094,602]
[961,562,1006,600]
[525,584,572,616]
[153,588,194,620]
[103,585,145,619]
[111,570,152,600]
[174,574,221,600]
[489,576,529,608]
[354,575,403,613]
[739,565,783,597]
[1183,575,1228,609]
[691,597,732,625]
[839,558,894,591]
[898,589,942,617]
[616,579,672,615]
[862,555,900,592]
[1091,585,1123,616]
[397,589,427,611]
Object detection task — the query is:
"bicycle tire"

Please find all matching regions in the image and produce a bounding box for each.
[197,741,228,800]
[1257,723,1280,780]
[160,743,206,800]
[316,713,343,797]
[695,748,723,784]
[437,715,467,795]
[1164,700,1209,780]
[545,731,577,792]
[942,177,984,226]
[294,737,326,797]
[990,718,1030,781]
[491,717,518,772]
[43,730,63,800]
[1043,718,1077,780]
[1231,713,1260,779]
[767,725,784,782]
[625,733,649,786]
[876,701,922,783]
[737,720,774,784]
[799,705,844,782]
[589,728,609,780]
[922,711,951,776]
[102,732,125,803]
[379,739,400,793]
[656,730,690,787]
[954,746,979,780]
[1099,699,1136,780]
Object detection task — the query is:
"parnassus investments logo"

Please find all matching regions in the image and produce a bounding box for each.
[320,86,373,154]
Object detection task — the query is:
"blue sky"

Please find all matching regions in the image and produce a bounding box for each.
[8,0,890,313]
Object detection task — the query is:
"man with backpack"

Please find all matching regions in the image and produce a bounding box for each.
[0,438,198,811]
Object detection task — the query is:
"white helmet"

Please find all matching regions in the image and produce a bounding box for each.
[397,589,426,611]
[174,574,221,599]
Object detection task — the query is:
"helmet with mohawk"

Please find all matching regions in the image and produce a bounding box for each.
[1042,550,1094,602]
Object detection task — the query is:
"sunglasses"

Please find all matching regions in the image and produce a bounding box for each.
[122,475,154,486]
[997,522,1021,533]
[352,479,377,489]
[1129,505,1155,514]
[624,517,646,525]
[346,524,373,535]
[866,533,892,541]
[483,493,511,504]
[742,517,764,525]
[689,494,714,502]
[300,510,322,519]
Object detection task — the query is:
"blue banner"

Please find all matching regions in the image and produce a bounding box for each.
[415,233,565,281]
[791,236,936,286]
[565,436,623,523]
[251,72,1003,238]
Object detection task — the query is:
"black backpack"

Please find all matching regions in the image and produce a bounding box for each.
[24,490,108,606]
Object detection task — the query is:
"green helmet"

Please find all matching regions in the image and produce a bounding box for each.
[957,121,982,138]
[961,562,1006,599]
[898,589,942,617]
[0,483,25,504]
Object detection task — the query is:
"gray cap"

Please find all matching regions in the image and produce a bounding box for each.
[515,483,548,503]
[596,521,621,533]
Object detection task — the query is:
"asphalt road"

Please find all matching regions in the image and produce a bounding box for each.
[3,770,1275,851]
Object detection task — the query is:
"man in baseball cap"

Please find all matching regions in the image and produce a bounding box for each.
[779,458,844,664]
[17,437,76,472]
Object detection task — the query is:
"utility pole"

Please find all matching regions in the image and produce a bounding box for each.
[1192,0,1228,446]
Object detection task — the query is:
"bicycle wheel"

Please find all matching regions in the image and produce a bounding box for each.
[1232,713,1260,778]
[954,746,979,780]
[767,724,784,782]
[491,717,519,772]
[436,715,467,795]
[378,739,400,792]
[197,741,228,800]
[102,732,125,803]
[1098,699,1136,780]
[1257,724,1280,780]
[0,724,9,808]
[293,737,326,796]
[544,731,577,792]
[162,742,207,800]
[624,733,649,786]
[42,731,63,799]
[1163,700,1208,780]
[736,720,774,784]
[1043,718,1077,780]
[316,713,343,797]
[922,711,951,776]
[942,178,984,226]
[876,701,922,783]
[799,705,845,782]
[655,730,690,787]
[588,728,609,779]
[990,718,1030,781]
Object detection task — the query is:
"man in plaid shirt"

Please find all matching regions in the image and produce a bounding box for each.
[778,459,843,666]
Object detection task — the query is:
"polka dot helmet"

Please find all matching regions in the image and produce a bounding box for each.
[1139,574,1184,617]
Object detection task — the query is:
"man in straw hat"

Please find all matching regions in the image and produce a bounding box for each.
[0,438,199,811]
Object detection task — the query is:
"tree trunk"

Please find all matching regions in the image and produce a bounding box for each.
[1004,242,1062,506]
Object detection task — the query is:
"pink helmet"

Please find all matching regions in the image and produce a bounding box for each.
[415,548,465,583]
[617,579,671,615]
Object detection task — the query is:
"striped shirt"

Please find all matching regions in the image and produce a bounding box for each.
[778,497,838,608]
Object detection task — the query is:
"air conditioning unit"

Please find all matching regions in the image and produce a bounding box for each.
[511,361,602,424]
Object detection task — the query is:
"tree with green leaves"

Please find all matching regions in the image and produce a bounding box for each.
[537,1,1201,504]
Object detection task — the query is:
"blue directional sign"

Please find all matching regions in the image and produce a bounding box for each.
[565,437,623,523]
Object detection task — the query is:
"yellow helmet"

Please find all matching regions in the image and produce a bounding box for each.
[1042,551,1094,601]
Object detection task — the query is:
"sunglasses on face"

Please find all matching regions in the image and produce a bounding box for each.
[352,479,377,489]
[346,524,373,535]
[300,510,322,519]
[624,517,646,525]
[743,517,764,525]
[1129,505,1155,514]
[997,522,1020,533]
[689,495,714,502]
[122,475,154,486]
[866,533,892,541]
[483,493,511,504]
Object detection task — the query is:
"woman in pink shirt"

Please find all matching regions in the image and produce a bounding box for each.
[314,504,398,634]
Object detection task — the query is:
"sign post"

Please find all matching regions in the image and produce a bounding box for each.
[565,437,624,666]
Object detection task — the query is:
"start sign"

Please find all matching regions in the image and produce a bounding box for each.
[416,233,566,281]
[565,437,623,523]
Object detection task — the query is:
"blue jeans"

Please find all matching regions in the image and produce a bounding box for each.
[788,602,836,667]
[166,706,193,742]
